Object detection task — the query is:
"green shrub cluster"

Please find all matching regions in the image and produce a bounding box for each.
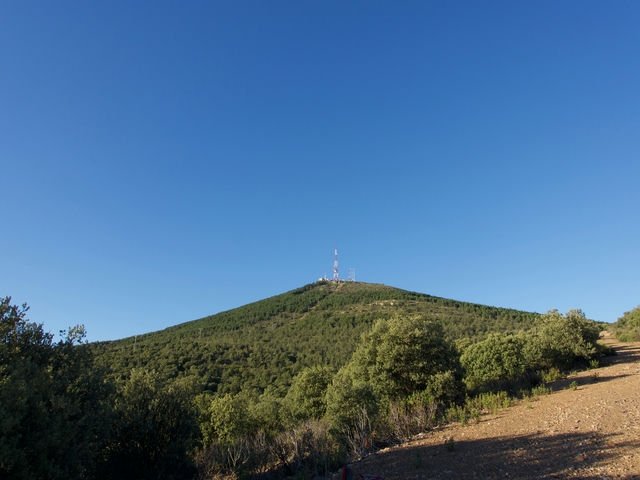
[461,309,601,395]
[613,305,640,342]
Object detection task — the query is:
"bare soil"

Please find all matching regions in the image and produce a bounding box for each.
[346,333,640,479]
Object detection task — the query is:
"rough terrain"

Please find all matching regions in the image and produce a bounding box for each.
[348,334,640,479]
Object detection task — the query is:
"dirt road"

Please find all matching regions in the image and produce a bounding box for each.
[348,335,640,479]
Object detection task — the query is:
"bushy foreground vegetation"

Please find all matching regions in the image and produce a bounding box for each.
[1,289,608,480]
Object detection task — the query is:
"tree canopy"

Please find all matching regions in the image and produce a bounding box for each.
[348,315,463,400]
[0,297,109,480]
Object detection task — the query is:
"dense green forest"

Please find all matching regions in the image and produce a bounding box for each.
[91,281,542,395]
[2,284,610,479]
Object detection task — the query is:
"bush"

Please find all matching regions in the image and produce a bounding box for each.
[325,315,465,453]
[283,366,333,424]
[103,370,198,480]
[386,391,443,441]
[324,368,378,459]
[528,309,600,370]
[269,419,341,478]
[198,392,251,447]
[614,305,640,342]
[348,315,463,400]
[460,334,529,393]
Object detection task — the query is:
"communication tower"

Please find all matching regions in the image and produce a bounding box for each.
[333,248,339,281]
[348,268,356,282]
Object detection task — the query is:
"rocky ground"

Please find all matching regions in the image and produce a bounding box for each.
[346,334,640,479]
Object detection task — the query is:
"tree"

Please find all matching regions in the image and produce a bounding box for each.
[460,333,528,393]
[324,368,378,459]
[0,297,110,480]
[528,309,600,370]
[101,369,198,480]
[283,366,333,423]
[198,392,250,447]
[325,315,464,455]
[349,315,463,400]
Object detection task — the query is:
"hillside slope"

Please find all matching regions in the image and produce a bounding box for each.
[92,281,541,395]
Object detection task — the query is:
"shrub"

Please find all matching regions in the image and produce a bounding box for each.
[386,391,442,440]
[268,419,341,478]
[283,366,333,424]
[349,315,464,401]
[460,334,528,393]
[324,368,378,459]
[540,367,563,383]
[530,384,552,397]
[103,370,198,480]
[197,392,250,447]
[528,309,600,371]
[614,305,640,342]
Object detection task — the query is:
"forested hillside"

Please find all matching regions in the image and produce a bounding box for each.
[91,281,540,395]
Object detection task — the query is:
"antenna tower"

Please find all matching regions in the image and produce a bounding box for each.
[333,247,339,281]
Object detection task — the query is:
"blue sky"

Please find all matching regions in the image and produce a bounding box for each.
[2,1,639,341]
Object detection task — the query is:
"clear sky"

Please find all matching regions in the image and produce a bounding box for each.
[2,1,639,341]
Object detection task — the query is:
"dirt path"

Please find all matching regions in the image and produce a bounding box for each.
[348,335,640,479]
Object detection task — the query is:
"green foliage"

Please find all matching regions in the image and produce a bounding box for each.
[614,305,640,342]
[422,369,464,410]
[446,404,470,425]
[198,392,250,447]
[247,390,283,436]
[528,309,600,370]
[540,367,563,383]
[461,333,529,393]
[455,391,512,421]
[325,315,464,454]
[283,366,334,424]
[349,315,463,400]
[462,310,601,394]
[386,397,437,440]
[325,368,379,440]
[102,369,198,480]
[0,297,110,480]
[530,384,552,397]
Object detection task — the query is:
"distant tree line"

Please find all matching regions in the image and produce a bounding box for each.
[1,289,608,479]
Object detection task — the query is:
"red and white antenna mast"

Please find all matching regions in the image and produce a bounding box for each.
[333,247,339,281]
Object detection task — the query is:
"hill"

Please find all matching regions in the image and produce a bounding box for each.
[91,281,540,396]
